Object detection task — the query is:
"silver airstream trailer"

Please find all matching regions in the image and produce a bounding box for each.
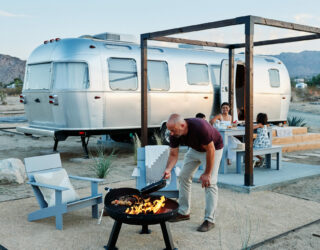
[17,33,291,155]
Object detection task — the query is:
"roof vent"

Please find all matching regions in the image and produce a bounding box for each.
[178,44,204,50]
[80,32,137,43]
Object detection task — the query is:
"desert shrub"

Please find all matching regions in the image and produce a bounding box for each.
[0,90,7,105]
[91,147,115,178]
[3,87,22,96]
[153,132,162,145]
[287,116,307,127]
[133,133,141,164]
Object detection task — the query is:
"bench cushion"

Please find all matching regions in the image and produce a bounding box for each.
[34,169,80,207]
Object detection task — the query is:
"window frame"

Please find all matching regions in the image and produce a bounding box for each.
[147,60,170,91]
[268,68,280,88]
[108,57,138,91]
[209,64,221,87]
[52,61,90,90]
[24,62,53,90]
[185,63,210,86]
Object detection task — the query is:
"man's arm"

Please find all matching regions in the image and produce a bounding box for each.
[163,147,179,179]
[199,142,216,188]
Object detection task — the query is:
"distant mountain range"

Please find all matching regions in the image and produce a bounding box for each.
[0,50,319,84]
[0,54,26,85]
[273,51,320,78]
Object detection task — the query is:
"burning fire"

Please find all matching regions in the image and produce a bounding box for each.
[125,196,166,215]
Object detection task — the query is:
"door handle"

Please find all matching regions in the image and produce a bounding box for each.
[94,96,101,99]
[203,96,208,99]
[34,98,40,103]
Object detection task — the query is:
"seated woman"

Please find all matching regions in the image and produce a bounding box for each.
[210,102,234,165]
[253,113,271,167]
[209,102,232,127]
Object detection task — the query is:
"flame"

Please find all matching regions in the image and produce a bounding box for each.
[125,196,166,215]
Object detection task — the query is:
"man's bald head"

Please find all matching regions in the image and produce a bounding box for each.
[166,114,187,137]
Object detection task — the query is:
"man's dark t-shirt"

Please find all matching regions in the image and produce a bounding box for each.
[169,118,223,152]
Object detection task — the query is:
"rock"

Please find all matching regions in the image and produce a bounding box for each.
[0,158,26,184]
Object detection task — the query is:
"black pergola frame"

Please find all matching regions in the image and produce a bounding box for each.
[140,15,320,186]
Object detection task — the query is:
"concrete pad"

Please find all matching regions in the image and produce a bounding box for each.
[286,155,309,159]
[200,161,320,193]
[1,180,320,250]
[301,153,320,157]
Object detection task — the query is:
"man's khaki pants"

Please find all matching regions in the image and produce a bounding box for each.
[178,147,223,223]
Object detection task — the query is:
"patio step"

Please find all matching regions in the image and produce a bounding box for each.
[271,126,320,152]
[275,140,320,152]
[272,133,320,144]
[271,126,307,137]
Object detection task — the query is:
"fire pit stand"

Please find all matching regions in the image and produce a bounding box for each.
[104,187,179,250]
[104,221,177,250]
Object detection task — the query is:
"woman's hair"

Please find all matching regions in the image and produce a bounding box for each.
[256,113,268,125]
[221,102,230,109]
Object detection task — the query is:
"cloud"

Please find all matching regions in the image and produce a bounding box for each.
[0,10,29,18]
[294,13,320,25]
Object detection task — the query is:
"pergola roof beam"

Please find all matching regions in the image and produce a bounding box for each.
[232,33,320,48]
[150,36,231,49]
[143,16,248,39]
[253,16,320,34]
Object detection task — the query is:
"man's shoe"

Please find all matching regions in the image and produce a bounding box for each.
[169,213,190,222]
[197,220,215,232]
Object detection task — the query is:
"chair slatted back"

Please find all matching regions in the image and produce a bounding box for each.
[24,153,63,208]
[24,153,62,180]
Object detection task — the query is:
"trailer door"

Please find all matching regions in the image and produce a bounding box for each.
[220,59,229,104]
[23,63,54,126]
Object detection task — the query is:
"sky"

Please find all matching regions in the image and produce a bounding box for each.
[1,0,320,60]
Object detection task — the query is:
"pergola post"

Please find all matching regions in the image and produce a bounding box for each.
[141,36,148,147]
[244,17,254,186]
[228,48,235,120]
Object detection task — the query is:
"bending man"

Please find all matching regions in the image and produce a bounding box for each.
[163,113,223,232]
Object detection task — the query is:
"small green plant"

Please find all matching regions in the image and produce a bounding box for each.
[287,116,307,127]
[133,133,141,164]
[91,147,115,178]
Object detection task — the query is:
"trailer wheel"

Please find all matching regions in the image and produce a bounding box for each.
[160,124,170,145]
[110,134,132,143]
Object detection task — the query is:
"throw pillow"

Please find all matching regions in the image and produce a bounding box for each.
[33,168,80,207]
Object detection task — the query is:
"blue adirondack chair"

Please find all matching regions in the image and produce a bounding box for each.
[24,153,103,230]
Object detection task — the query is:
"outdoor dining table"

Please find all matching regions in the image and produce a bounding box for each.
[217,126,273,174]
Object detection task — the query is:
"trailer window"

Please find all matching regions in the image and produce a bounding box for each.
[24,63,52,90]
[186,63,209,85]
[269,69,280,88]
[209,65,220,86]
[147,60,170,91]
[108,58,138,90]
[52,62,89,90]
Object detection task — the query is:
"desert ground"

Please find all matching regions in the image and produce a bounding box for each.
[0,96,319,249]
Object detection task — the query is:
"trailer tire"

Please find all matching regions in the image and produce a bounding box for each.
[110,134,132,143]
[160,124,170,145]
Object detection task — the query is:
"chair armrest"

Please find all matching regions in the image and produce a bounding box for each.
[68,175,104,183]
[27,181,69,191]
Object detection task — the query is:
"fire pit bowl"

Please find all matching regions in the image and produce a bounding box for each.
[104,187,179,225]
